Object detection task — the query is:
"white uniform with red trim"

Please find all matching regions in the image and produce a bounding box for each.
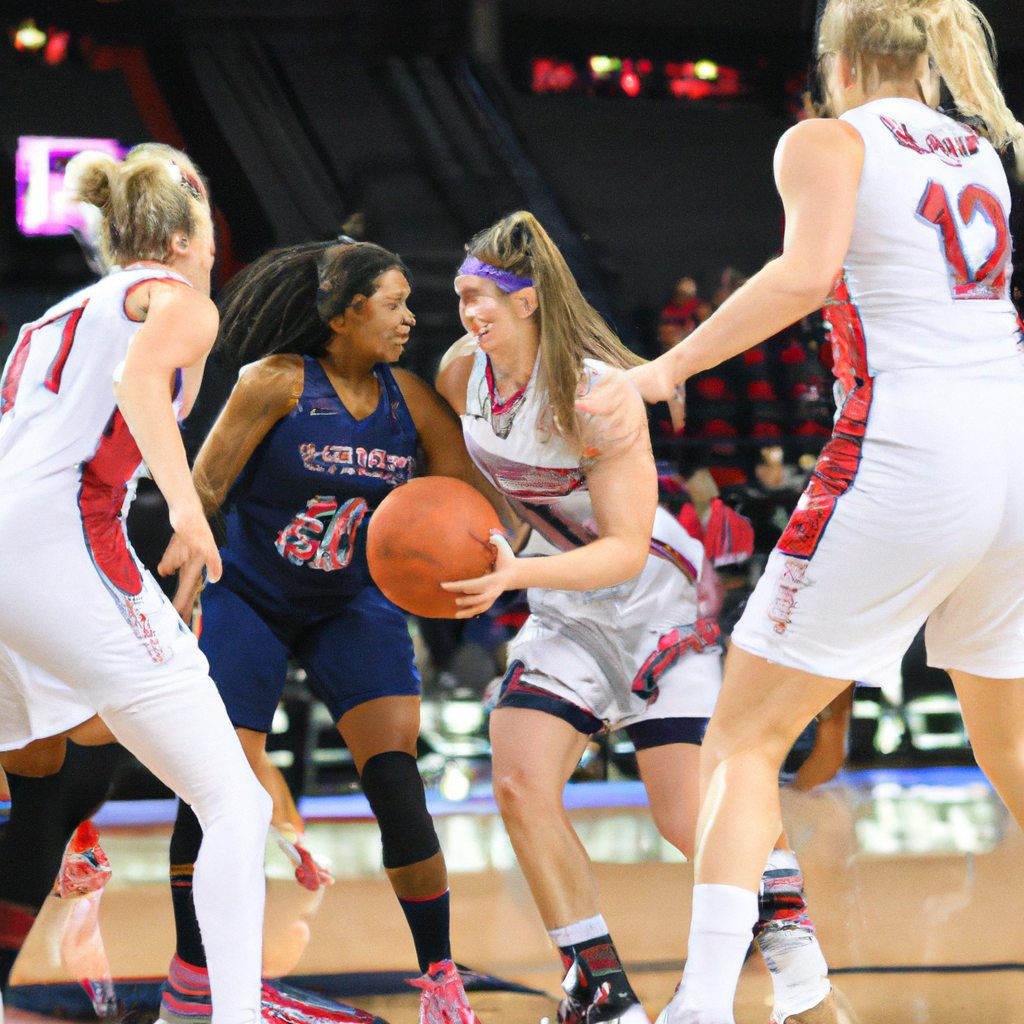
[463,348,721,728]
[0,266,269,1024]
[732,97,1024,680]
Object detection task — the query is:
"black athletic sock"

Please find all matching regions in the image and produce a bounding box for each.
[169,798,207,968]
[397,887,452,973]
[556,933,637,1006]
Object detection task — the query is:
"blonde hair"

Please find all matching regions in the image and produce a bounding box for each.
[65,143,210,266]
[818,0,1023,152]
[465,211,644,450]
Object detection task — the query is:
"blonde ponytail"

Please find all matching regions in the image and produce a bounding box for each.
[921,0,1023,153]
[818,0,1023,155]
[465,211,644,450]
[66,143,210,266]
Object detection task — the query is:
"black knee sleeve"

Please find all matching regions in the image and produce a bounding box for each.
[359,751,440,869]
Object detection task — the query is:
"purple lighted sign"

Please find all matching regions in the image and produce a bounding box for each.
[15,136,128,236]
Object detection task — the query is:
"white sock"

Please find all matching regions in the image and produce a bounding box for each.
[763,847,799,878]
[759,929,830,1019]
[548,913,608,949]
[675,884,758,1024]
[758,850,831,1018]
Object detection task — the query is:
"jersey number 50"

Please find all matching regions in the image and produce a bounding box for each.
[917,179,1010,301]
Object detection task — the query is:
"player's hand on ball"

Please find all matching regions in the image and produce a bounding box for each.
[440,531,517,619]
[161,507,223,620]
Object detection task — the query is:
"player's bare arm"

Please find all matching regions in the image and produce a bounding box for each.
[192,354,305,517]
[393,366,520,536]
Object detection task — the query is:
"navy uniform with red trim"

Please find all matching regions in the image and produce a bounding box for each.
[197,355,420,732]
[462,349,722,749]
[732,97,1024,681]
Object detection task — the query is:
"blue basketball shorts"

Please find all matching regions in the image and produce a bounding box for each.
[198,581,420,734]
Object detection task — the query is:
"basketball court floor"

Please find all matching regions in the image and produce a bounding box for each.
[7,767,1023,1024]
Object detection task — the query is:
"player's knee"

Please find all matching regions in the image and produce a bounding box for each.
[491,762,558,820]
[213,769,272,840]
[360,750,440,869]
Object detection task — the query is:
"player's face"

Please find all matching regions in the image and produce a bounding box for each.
[455,275,519,355]
[354,269,415,363]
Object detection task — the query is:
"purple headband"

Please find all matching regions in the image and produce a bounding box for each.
[457,254,533,293]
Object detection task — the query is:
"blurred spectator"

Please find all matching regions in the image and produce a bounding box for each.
[754,445,809,492]
[673,468,755,568]
[658,276,709,351]
[711,267,748,309]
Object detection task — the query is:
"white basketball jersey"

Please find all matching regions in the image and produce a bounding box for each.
[830,97,1019,375]
[0,266,188,502]
[461,346,704,583]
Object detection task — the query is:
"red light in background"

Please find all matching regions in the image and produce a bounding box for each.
[43,30,69,65]
[620,71,641,97]
[531,57,578,94]
[669,78,686,99]
[637,58,653,75]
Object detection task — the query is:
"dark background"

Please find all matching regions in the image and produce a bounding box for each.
[0,0,1022,372]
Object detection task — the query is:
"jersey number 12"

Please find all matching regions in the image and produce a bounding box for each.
[917,179,1009,300]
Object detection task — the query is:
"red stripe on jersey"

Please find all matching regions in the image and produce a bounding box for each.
[44,300,89,393]
[78,409,144,595]
[777,275,872,561]
[0,332,33,416]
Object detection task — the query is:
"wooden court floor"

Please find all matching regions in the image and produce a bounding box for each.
[9,774,1024,1023]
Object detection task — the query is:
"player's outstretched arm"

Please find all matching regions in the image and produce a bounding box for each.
[579,118,865,409]
[116,282,222,612]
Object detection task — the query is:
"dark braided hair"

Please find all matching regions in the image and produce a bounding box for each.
[216,240,409,365]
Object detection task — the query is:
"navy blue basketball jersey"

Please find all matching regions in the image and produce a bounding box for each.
[219,356,417,617]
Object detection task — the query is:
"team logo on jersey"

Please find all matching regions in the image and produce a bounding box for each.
[298,443,413,483]
[276,496,367,571]
[879,116,979,167]
[766,559,808,635]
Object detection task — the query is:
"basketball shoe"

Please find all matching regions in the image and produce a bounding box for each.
[407,959,481,1024]
[159,957,383,1024]
[53,821,117,1019]
[556,953,650,1024]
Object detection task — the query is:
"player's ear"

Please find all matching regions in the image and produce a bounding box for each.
[512,286,538,319]
[328,295,367,333]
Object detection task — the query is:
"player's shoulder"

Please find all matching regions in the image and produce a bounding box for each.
[235,353,305,412]
[435,334,479,415]
[778,116,864,158]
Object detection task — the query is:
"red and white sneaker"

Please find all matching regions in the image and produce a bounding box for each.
[261,980,383,1024]
[272,826,334,891]
[53,822,116,1018]
[407,960,481,1024]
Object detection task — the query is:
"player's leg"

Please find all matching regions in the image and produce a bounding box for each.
[490,703,648,1023]
[0,743,125,989]
[101,669,271,1024]
[162,583,293,1024]
[948,673,1024,826]
[753,833,832,1024]
[300,585,457,981]
[336,695,456,968]
[632,722,832,1024]
[663,647,845,1024]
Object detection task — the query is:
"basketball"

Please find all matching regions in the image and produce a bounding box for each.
[366,476,502,618]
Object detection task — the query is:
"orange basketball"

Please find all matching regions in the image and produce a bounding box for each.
[366,476,501,618]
